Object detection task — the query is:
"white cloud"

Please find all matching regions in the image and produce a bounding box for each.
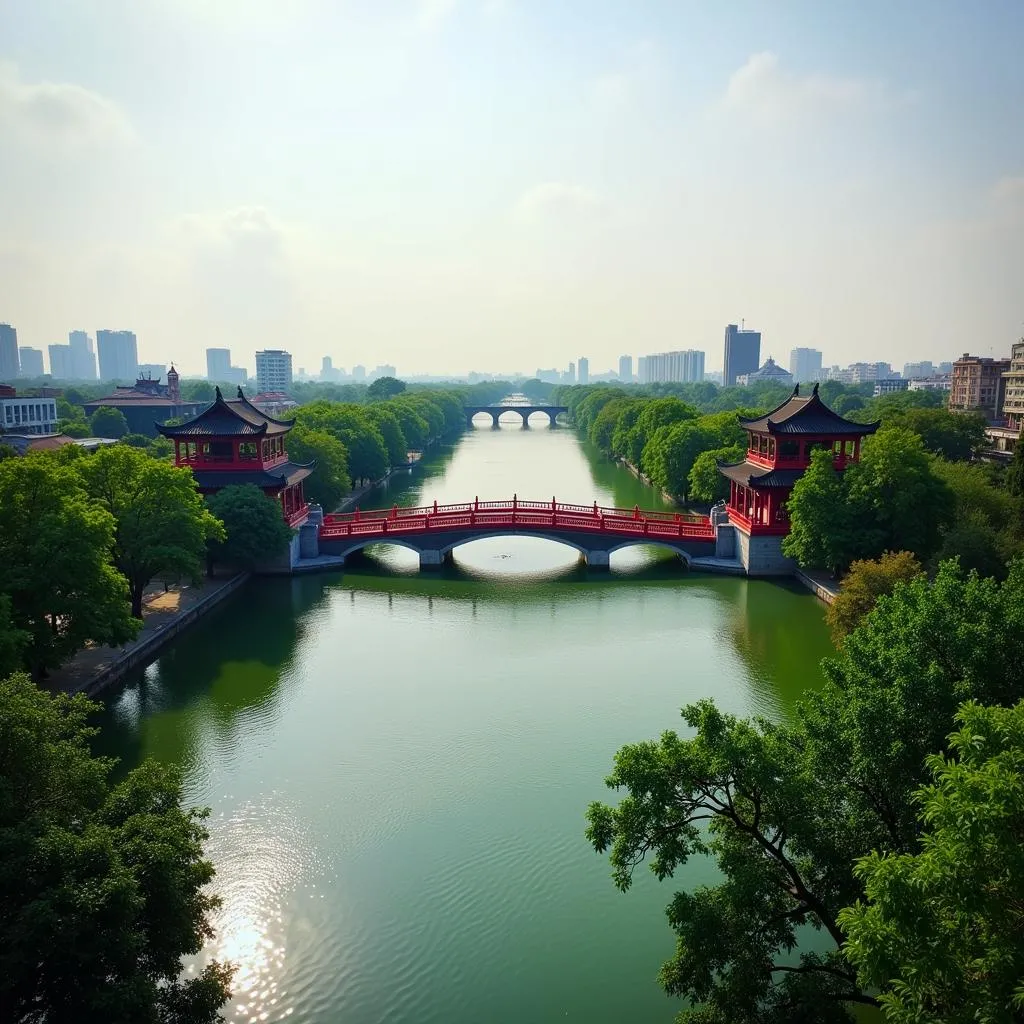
[721,51,892,124]
[0,60,131,143]
[591,40,660,113]
[515,182,607,223]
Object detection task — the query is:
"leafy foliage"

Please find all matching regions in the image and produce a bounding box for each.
[294,402,388,484]
[76,445,224,617]
[205,484,294,571]
[0,455,138,676]
[689,445,745,503]
[840,699,1024,1023]
[89,406,129,438]
[365,375,407,401]
[587,561,1024,1022]
[0,672,233,1022]
[782,450,858,574]
[825,551,924,644]
[284,423,350,510]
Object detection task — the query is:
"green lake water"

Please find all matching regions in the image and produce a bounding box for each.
[95,416,833,1024]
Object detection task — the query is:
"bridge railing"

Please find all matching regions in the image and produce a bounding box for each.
[318,498,714,541]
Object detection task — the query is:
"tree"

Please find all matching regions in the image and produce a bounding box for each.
[689,444,745,503]
[365,375,406,401]
[59,420,92,438]
[89,406,129,438]
[120,432,151,448]
[587,560,1024,1022]
[76,445,225,618]
[1005,438,1024,502]
[825,551,923,644]
[520,377,553,403]
[179,379,215,403]
[782,449,860,574]
[642,421,717,500]
[284,423,350,510]
[388,401,430,450]
[0,672,233,1022]
[840,699,1024,1023]
[205,484,294,571]
[884,407,986,461]
[365,404,409,468]
[294,402,388,484]
[0,455,139,676]
[0,596,28,678]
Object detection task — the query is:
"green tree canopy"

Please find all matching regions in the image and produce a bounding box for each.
[205,484,294,571]
[76,445,224,617]
[0,455,138,676]
[285,423,350,511]
[293,402,388,484]
[825,551,924,644]
[0,672,233,1022]
[89,406,129,438]
[60,420,92,438]
[365,404,409,468]
[689,444,745,503]
[840,699,1024,1023]
[120,432,151,448]
[642,421,717,500]
[587,561,1024,1022]
[365,375,406,401]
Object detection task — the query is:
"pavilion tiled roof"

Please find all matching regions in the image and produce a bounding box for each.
[738,383,880,435]
[189,462,313,491]
[157,386,295,438]
[716,462,806,489]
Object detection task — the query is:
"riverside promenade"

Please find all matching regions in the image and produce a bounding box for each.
[46,573,249,697]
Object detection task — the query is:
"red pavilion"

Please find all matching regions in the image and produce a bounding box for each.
[158,386,314,527]
[717,383,878,572]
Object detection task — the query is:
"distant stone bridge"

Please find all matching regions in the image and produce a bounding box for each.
[465,405,568,428]
[317,497,716,570]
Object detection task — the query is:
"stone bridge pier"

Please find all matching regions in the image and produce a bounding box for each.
[465,406,566,429]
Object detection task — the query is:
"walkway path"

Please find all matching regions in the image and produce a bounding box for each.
[46,573,249,697]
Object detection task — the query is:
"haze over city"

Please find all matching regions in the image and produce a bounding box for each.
[1,0,1022,377]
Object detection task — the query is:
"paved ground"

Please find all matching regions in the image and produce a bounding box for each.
[795,567,841,602]
[45,574,246,695]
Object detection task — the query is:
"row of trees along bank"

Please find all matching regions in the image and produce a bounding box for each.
[3,558,1022,1022]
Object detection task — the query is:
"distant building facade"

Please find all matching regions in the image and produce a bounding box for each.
[903,360,935,379]
[735,357,793,388]
[48,344,73,379]
[578,357,590,385]
[0,323,18,381]
[207,348,232,381]
[255,350,293,393]
[0,386,58,434]
[96,330,139,381]
[949,352,1010,421]
[1001,340,1024,432]
[723,324,761,387]
[640,349,705,383]
[83,366,205,437]
[68,331,97,380]
[618,355,633,382]
[18,347,44,377]
[907,377,952,392]
[789,347,823,382]
[138,363,167,380]
[371,364,396,381]
[874,378,911,396]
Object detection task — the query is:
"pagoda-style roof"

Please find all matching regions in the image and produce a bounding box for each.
[738,383,879,436]
[189,461,313,492]
[717,461,806,489]
[157,386,296,438]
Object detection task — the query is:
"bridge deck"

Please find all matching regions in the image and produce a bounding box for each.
[320,498,713,541]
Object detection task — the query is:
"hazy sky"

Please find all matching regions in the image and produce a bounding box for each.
[1,1,1022,377]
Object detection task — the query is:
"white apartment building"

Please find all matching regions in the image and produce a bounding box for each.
[1,393,58,434]
[255,349,293,393]
[639,349,705,384]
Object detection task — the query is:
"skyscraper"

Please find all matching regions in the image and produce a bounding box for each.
[48,344,72,379]
[0,324,18,381]
[789,347,823,383]
[255,349,293,393]
[206,348,232,381]
[68,331,97,380]
[723,324,761,386]
[352,365,366,383]
[18,347,44,377]
[578,357,590,385]
[639,350,705,383]
[97,330,139,381]
[618,355,633,382]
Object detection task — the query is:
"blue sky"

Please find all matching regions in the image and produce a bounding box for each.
[1,1,1021,377]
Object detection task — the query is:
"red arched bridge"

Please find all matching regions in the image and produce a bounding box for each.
[318,497,716,569]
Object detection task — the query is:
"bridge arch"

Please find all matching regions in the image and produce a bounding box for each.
[604,538,693,567]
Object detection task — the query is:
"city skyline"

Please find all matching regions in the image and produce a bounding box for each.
[1,3,1021,377]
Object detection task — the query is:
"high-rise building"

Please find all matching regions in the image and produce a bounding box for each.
[578,357,590,385]
[0,324,18,381]
[789,348,823,382]
[565,362,576,384]
[949,352,1010,421]
[96,330,139,381]
[1001,340,1024,431]
[723,324,761,386]
[352,364,366,383]
[371,364,397,380]
[206,348,232,381]
[618,355,633,382]
[637,356,648,383]
[903,360,935,380]
[48,344,73,379]
[255,349,293,393]
[18,347,44,377]
[68,331,97,379]
[639,350,705,383]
